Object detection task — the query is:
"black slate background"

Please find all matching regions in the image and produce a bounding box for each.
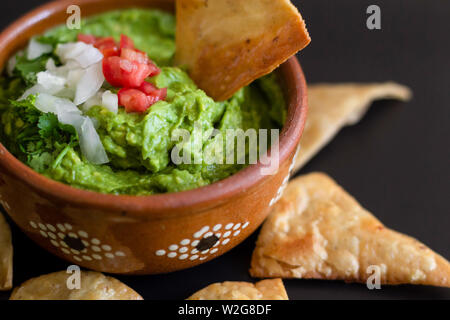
[0,0,449,300]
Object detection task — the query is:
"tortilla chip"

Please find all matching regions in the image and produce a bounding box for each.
[175,0,310,101]
[0,212,12,291]
[294,83,412,172]
[250,173,450,287]
[10,271,142,300]
[187,279,288,300]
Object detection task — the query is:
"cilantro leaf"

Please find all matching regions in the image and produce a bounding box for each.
[9,95,40,123]
[2,94,79,171]
[14,54,50,85]
[37,113,60,138]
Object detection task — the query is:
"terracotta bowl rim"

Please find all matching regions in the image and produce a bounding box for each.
[0,0,308,219]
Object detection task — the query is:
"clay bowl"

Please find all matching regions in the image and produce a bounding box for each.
[0,0,307,274]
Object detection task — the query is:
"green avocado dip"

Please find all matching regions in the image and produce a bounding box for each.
[0,9,285,195]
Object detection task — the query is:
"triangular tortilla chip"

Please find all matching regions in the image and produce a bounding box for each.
[10,271,142,300]
[0,212,12,291]
[250,173,450,287]
[187,279,288,300]
[294,83,412,172]
[175,0,310,101]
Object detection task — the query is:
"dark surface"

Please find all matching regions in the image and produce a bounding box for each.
[0,0,449,300]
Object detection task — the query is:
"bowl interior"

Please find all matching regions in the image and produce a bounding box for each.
[0,0,308,218]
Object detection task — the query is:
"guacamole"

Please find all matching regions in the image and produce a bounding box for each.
[0,9,285,195]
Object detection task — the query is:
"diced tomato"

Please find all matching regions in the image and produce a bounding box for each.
[139,82,167,101]
[95,37,116,48]
[138,82,159,95]
[99,34,163,98]
[103,56,153,88]
[121,48,149,64]
[94,37,119,58]
[118,86,166,113]
[147,61,161,77]
[100,46,120,58]
[118,88,151,113]
[147,90,167,105]
[78,35,120,57]
[102,57,123,87]
[121,49,160,76]
[120,34,135,50]
[77,34,97,44]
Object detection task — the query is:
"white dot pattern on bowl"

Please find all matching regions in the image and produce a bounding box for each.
[191,240,199,247]
[50,240,59,247]
[269,145,301,207]
[78,231,88,238]
[193,226,209,238]
[179,247,188,253]
[155,221,249,261]
[29,220,127,262]
[204,232,213,238]
[180,239,190,246]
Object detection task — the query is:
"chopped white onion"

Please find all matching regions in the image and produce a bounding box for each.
[27,38,52,60]
[20,84,45,100]
[82,91,103,112]
[19,39,112,165]
[55,42,85,61]
[35,93,109,164]
[90,117,100,129]
[74,62,104,105]
[66,68,85,87]
[37,71,66,92]
[79,117,109,164]
[45,58,57,71]
[57,111,85,129]
[54,87,76,100]
[35,93,80,115]
[102,90,118,114]
[20,83,66,100]
[48,60,80,79]
[56,42,103,68]
[75,47,104,69]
